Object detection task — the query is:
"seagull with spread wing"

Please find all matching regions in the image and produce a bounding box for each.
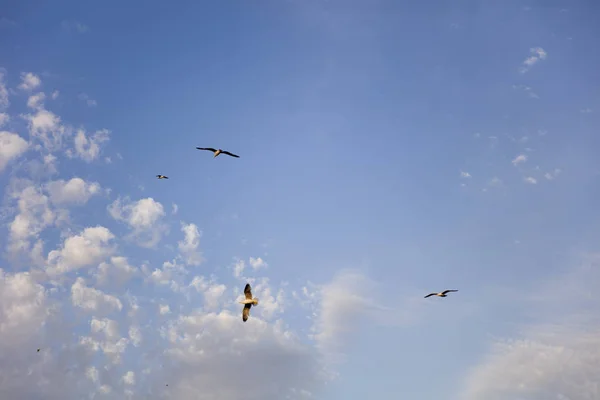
[196,147,240,158]
[156,175,169,179]
[239,283,259,322]
[424,289,458,298]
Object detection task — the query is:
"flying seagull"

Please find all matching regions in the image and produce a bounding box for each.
[424,289,458,298]
[239,283,259,322]
[196,147,240,158]
[156,175,169,179]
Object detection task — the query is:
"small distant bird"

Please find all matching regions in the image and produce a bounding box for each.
[239,283,259,322]
[196,147,240,158]
[424,289,458,298]
[156,175,169,179]
[36,348,40,352]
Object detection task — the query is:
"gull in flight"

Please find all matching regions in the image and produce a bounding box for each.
[239,283,259,322]
[196,147,240,158]
[156,175,169,179]
[424,289,458,298]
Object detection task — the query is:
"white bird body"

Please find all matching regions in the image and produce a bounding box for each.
[240,283,259,322]
[424,289,458,298]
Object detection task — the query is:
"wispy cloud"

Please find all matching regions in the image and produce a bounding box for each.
[511,154,527,166]
[77,93,97,107]
[512,84,539,99]
[519,47,547,73]
[61,20,89,34]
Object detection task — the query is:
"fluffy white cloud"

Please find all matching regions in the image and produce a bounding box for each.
[0,112,9,127]
[7,184,56,258]
[178,222,203,266]
[0,131,29,172]
[71,277,122,314]
[45,177,102,205]
[0,71,8,109]
[96,256,137,286]
[232,256,268,278]
[69,128,110,162]
[249,256,268,270]
[0,269,47,344]
[18,72,41,91]
[108,197,167,248]
[24,108,66,152]
[162,311,325,399]
[511,154,527,165]
[519,47,547,73]
[47,226,116,275]
[27,92,46,109]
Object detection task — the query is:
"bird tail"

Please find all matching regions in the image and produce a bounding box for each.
[252,298,259,306]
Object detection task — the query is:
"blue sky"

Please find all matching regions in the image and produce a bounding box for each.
[1,1,600,399]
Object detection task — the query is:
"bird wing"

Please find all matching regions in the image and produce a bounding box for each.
[244,283,253,299]
[242,303,251,322]
[424,293,437,298]
[441,289,458,295]
[163,176,169,179]
[196,147,217,152]
[221,150,240,158]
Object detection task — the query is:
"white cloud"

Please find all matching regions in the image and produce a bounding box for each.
[249,256,268,270]
[47,226,116,275]
[178,222,203,266]
[523,176,537,184]
[0,269,47,343]
[511,154,527,165]
[77,93,97,107]
[519,47,547,73]
[68,128,110,162]
[96,256,137,286]
[122,371,135,385]
[24,108,67,152]
[0,71,8,110]
[45,177,101,205]
[172,203,179,215]
[18,72,41,91]
[51,90,59,100]
[189,276,227,310]
[461,255,600,400]
[162,310,325,399]
[233,259,245,278]
[7,184,56,259]
[0,131,29,172]
[27,92,46,109]
[311,270,398,364]
[159,304,171,315]
[108,196,167,248]
[460,171,471,178]
[0,112,9,127]
[544,168,562,180]
[71,277,122,314]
